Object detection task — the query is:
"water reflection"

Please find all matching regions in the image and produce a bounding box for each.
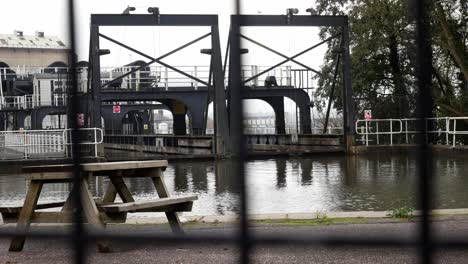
[173,163,189,192]
[300,160,312,185]
[1,153,468,215]
[276,160,287,189]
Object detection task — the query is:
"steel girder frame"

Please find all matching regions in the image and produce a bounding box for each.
[228,15,355,150]
[89,14,230,156]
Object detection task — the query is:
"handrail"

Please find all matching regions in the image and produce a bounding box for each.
[355,117,468,147]
[355,119,402,146]
[0,128,103,159]
[0,64,296,90]
[447,117,468,147]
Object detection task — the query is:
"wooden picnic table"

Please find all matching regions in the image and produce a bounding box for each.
[1,160,198,252]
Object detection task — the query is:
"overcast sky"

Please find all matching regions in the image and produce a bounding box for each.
[1,0,332,116]
[0,0,325,65]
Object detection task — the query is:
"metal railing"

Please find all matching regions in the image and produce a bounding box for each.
[1,64,296,91]
[0,94,67,110]
[448,117,468,147]
[242,126,343,135]
[356,117,468,147]
[0,128,103,159]
[355,119,403,146]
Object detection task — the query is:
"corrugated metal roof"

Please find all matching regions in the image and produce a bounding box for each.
[0,32,68,50]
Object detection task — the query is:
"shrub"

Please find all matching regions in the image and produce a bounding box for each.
[388,207,414,219]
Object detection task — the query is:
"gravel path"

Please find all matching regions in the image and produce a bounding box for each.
[1,217,468,263]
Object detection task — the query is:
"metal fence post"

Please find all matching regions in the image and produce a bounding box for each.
[405,119,409,144]
[453,118,457,147]
[194,66,198,90]
[365,120,368,146]
[425,119,428,143]
[165,67,169,90]
[94,128,98,157]
[445,118,449,145]
[376,120,379,145]
[390,120,393,145]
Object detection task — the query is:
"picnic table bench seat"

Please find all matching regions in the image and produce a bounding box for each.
[0,201,66,223]
[99,195,198,213]
[0,200,127,224]
[0,201,66,213]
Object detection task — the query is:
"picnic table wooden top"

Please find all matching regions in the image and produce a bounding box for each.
[22,160,168,174]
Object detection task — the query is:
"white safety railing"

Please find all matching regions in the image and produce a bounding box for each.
[311,127,344,135]
[1,129,66,159]
[1,64,295,90]
[0,65,299,110]
[356,117,468,147]
[0,128,103,159]
[239,65,293,87]
[0,94,67,110]
[242,125,343,135]
[356,119,403,146]
[401,117,451,145]
[448,117,468,147]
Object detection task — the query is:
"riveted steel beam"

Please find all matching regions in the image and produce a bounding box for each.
[91,14,218,26]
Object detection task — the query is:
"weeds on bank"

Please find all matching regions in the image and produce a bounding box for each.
[387,207,414,220]
[314,210,331,224]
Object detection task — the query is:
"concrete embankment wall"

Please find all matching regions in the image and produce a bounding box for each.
[351,144,468,155]
[122,208,468,224]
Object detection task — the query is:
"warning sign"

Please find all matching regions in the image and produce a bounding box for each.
[173,101,186,114]
[364,110,372,120]
[113,105,121,114]
[77,113,85,126]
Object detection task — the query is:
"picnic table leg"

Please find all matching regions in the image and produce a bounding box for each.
[109,176,135,203]
[80,178,113,253]
[61,186,75,212]
[63,173,91,212]
[9,181,43,251]
[102,181,117,203]
[151,169,184,235]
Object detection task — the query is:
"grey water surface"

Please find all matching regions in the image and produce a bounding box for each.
[1,153,467,216]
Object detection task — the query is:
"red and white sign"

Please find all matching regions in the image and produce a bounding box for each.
[77,113,85,126]
[113,105,121,114]
[364,110,372,120]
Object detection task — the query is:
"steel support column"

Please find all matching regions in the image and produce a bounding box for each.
[15,111,28,130]
[90,25,102,129]
[342,21,355,151]
[263,97,286,134]
[211,25,230,155]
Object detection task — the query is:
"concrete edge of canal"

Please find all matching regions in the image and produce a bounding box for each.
[121,208,468,225]
[2,209,468,227]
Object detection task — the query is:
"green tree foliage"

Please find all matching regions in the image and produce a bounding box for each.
[314,0,467,119]
[432,1,468,117]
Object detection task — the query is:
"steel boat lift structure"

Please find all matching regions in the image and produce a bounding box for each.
[86,8,354,156]
[87,9,230,155]
[227,10,354,151]
[0,8,354,157]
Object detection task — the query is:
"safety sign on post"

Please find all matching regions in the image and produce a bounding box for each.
[77,113,85,127]
[113,105,121,114]
[364,110,372,120]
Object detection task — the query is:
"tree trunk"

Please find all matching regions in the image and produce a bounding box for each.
[435,4,468,87]
[389,34,408,117]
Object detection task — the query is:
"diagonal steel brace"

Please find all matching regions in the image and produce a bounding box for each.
[99,32,211,88]
[240,34,322,76]
[243,33,341,84]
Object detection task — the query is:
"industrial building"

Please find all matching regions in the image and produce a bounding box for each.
[0,30,69,68]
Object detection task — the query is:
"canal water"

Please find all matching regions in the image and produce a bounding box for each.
[1,153,467,216]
